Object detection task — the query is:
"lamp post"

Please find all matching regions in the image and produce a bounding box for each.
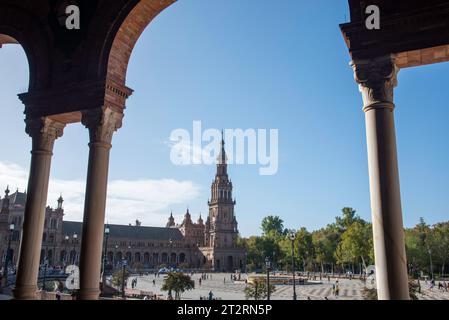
[102,225,110,293]
[169,238,173,269]
[121,258,127,299]
[42,257,48,291]
[64,235,69,267]
[52,239,57,267]
[245,252,248,274]
[265,257,271,300]
[114,244,119,268]
[2,223,14,288]
[288,232,297,300]
[72,233,78,265]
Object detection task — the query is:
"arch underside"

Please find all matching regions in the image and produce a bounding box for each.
[0,34,18,47]
[106,0,177,86]
[0,4,51,92]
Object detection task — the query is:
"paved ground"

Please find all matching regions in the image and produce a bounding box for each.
[130,273,449,300]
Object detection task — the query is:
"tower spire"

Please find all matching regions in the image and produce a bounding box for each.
[57,193,64,209]
[216,130,228,179]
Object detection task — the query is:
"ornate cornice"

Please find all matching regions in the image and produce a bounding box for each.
[351,55,399,112]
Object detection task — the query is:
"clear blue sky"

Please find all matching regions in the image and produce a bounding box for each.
[1,0,448,237]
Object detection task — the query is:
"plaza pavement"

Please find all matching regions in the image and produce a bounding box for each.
[130,273,449,301]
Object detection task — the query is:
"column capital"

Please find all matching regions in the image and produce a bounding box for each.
[81,107,124,146]
[25,118,66,154]
[350,55,399,112]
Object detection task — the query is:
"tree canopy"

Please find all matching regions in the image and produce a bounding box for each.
[240,210,449,278]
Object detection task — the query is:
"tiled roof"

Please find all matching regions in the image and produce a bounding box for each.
[62,221,184,241]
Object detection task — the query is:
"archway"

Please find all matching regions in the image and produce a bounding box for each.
[170,253,177,265]
[125,252,132,263]
[69,250,77,265]
[115,252,123,265]
[107,252,114,263]
[60,250,67,264]
[161,252,168,264]
[47,250,53,265]
[143,252,150,265]
[226,256,233,272]
[179,253,186,264]
[153,253,159,266]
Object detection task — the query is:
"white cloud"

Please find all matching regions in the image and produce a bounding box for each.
[0,161,201,227]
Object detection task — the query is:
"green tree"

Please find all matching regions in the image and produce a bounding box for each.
[261,216,285,237]
[337,221,373,273]
[335,207,364,233]
[432,222,449,276]
[296,227,314,272]
[244,278,276,300]
[111,269,130,289]
[312,228,339,274]
[161,272,195,300]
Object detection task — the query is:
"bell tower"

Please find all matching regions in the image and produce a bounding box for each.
[205,133,238,248]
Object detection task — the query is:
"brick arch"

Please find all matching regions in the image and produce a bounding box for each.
[0,4,51,90]
[103,0,176,85]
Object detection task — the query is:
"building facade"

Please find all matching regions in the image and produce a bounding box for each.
[0,138,246,272]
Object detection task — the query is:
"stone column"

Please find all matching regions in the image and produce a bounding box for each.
[14,118,65,300]
[78,107,123,300]
[351,55,409,300]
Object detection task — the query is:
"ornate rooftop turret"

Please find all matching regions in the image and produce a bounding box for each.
[182,208,192,226]
[57,194,64,210]
[198,213,204,225]
[166,211,175,228]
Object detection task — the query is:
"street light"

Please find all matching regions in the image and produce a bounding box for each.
[288,232,297,300]
[114,244,119,268]
[121,259,127,299]
[2,223,14,288]
[64,235,69,266]
[102,225,110,294]
[265,257,271,300]
[42,256,48,291]
[72,233,78,264]
[169,238,173,268]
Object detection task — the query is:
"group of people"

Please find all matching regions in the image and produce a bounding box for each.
[426,279,449,292]
[230,273,243,281]
[197,273,213,286]
[130,277,138,289]
[332,281,340,297]
[199,291,215,300]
